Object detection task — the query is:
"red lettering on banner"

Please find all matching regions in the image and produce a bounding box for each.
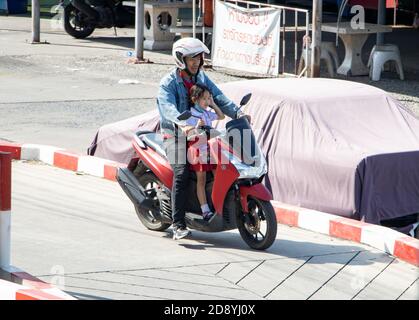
[227,7,260,26]
[222,28,274,47]
[216,47,277,69]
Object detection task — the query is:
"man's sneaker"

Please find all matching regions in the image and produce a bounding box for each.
[202,211,215,222]
[173,227,191,240]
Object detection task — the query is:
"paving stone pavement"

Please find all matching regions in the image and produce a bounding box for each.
[9,161,418,300]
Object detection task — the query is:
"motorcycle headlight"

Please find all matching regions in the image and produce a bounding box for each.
[227,150,267,179]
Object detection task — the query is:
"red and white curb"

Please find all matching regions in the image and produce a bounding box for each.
[0,266,75,300]
[1,140,418,268]
[0,141,126,181]
[272,202,419,267]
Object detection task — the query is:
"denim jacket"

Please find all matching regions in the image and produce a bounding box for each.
[157,68,239,136]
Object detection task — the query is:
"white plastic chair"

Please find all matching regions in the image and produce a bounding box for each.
[367,44,400,68]
[298,42,340,77]
[368,44,404,81]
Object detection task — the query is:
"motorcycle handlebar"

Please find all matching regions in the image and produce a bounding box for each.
[187,127,222,141]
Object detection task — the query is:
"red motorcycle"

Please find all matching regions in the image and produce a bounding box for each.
[117,94,277,250]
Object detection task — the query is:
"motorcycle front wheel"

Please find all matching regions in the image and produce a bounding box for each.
[135,172,171,232]
[237,197,277,250]
[64,4,95,39]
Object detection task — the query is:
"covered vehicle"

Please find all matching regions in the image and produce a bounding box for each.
[89,78,419,235]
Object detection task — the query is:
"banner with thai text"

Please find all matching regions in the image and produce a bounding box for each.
[212,0,281,75]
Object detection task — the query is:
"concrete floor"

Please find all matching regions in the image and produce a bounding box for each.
[10,161,419,300]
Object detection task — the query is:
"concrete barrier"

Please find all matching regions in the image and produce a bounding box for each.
[0,276,74,300]
[0,146,75,300]
[0,152,12,271]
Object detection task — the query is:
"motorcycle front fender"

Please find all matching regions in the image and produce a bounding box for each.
[239,183,273,213]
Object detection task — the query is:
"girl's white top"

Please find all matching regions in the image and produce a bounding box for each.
[186,105,218,127]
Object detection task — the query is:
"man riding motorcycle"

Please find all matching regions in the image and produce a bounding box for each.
[157,37,250,240]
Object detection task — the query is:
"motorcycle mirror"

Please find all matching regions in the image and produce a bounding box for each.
[239,93,252,107]
[177,110,192,121]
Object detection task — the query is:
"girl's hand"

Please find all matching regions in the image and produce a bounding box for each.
[209,95,216,108]
[196,119,205,127]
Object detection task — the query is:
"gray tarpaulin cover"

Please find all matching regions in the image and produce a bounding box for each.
[89,78,419,225]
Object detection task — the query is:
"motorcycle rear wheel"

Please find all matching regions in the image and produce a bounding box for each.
[135,172,171,232]
[237,197,277,250]
[64,4,95,39]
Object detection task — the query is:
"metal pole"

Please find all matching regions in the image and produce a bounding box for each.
[393,1,397,26]
[202,0,205,45]
[310,0,322,77]
[0,152,12,270]
[282,9,285,74]
[135,0,144,60]
[294,11,298,75]
[377,0,386,45]
[193,0,196,38]
[32,0,40,43]
[305,12,309,77]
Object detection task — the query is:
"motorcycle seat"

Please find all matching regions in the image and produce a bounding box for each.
[141,133,167,158]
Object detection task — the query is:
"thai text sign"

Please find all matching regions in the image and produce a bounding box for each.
[212,0,281,75]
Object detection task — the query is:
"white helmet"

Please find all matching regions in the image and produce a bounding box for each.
[172,37,210,70]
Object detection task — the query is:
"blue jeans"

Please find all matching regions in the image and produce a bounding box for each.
[164,136,190,229]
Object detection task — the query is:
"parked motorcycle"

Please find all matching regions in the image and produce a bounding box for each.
[117,94,277,250]
[59,0,135,39]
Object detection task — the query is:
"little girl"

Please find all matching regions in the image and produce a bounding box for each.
[186,84,225,221]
